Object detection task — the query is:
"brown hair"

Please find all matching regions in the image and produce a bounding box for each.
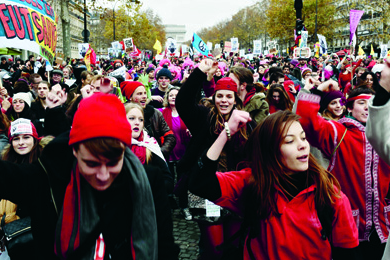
[73,138,125,161]
[266,84,293,111]
[228,66,254,93]
[2,136,54,164]
[0,112,10,134]
[246,111,340,220]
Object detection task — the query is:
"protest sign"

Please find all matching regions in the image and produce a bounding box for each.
[224,41,231,52]
[231,38,239,52]
[207,42,213,51]
[253,40,262,55]
[0,0,58,62]
[123,38,133,51]
[317,34,328,54]
[108,65,126,79]
[78,43,89,58]
[380,45,388,59]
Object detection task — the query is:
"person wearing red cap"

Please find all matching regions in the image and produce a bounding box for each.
[120,81,176,160]
[0,93,158,259]
[297,79,390,260]
[176,59,256,259]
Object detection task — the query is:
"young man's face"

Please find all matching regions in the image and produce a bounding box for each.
[73,144,125,191]
[52,73,62,83]
[31,76,43,90]
[158,76,170,89]
[283,67,290,75]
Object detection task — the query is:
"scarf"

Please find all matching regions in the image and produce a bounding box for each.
[131,130,166,164]
[55,148,157,260]
[243,87,256,107]
[161,107,187,142]
[130,131,146,164]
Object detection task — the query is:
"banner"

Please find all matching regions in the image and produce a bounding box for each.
[231,38,239,52]
[317,34,327,54]
[349,10,364,45]
[192,33,209,56]
[253,40,262,55]
[0,0,58,62]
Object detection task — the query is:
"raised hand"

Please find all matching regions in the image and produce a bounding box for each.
[317,79,340,92]
[227,110,252,136]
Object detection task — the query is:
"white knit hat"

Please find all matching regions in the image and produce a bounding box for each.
[13,92,31,107]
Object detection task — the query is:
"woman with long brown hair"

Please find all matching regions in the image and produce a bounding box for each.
[266,84,293,114]
[189,110,359,259]
[176,59,255,259]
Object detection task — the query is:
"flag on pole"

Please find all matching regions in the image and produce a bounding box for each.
[192,33,209,57]
[358,45,365,56]
[153,39,162,54]
[371,44,375,56]
[349,10,364,45]
[84,45,96,71]
[46,60,53,71]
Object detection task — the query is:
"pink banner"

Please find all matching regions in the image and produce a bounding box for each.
[350,10,364,45]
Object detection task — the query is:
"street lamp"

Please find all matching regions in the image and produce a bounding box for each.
[113,0,137,41]
[314,0,318,41]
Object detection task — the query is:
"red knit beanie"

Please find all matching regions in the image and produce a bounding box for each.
[120,81,144,100]
[214,77,237,93]
[69,93,132,146]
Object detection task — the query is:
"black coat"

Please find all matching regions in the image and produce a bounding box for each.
[0,132,178,259]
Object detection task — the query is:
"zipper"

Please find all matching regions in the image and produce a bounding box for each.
[6,227,31,241]
[38,158,59,216]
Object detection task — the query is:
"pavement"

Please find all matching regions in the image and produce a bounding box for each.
[172,209,200,260]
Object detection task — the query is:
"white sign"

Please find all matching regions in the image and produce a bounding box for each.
[207,42,213,51]
[166,37,177,55]
[239,49,245,57]
[380,45,388,59]
[205,200,221,217]
[108,66,126,79]
[182,45,188,53]
[123,38,133,50]
[111,41,121,50]
[317,34,328,54]
[253,40,262,54]
[215,44,221,49]
[231,38,239,52]
[78,43,89,58]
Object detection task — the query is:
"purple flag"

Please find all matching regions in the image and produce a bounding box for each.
[350,10,364,45]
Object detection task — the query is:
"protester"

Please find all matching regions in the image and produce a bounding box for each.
[266,84,293,114]
[297,80,390,260]
[0,93,158,259]
[189,110,359,259]
[150,66,173,108]
[176,59,254,259]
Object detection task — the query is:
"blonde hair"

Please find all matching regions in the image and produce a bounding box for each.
[124,103,152,164]
[162,86,180,108]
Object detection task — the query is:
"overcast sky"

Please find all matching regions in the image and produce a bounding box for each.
[139,0,257,41]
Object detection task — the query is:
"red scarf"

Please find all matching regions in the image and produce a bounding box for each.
[243,87,256,107]
[130,131,146,164]
[161,107,187,141]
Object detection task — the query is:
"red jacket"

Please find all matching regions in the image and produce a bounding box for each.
[297,92,390,243]
[214,169,358,259]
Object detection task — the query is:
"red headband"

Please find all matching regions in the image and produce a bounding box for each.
[347,94,372,103]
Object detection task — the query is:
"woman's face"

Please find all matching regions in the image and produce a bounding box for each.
[126,108,144,139]
[366,74,374,88]
[215,68,222,77]
[280,121,310,173]
[258,67,265,75]
[272,91,280,104]
[13,99,25,113]
[168,89,178,107]
[12,134,34,155]
[348,97,371,123]
[327,98,344,117]
[214,90,235,115]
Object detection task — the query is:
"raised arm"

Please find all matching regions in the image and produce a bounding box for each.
[367,59,390,165]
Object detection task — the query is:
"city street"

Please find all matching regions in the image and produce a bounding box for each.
[172,209,200,260]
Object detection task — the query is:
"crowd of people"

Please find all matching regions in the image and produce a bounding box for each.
[0,50,389,260]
